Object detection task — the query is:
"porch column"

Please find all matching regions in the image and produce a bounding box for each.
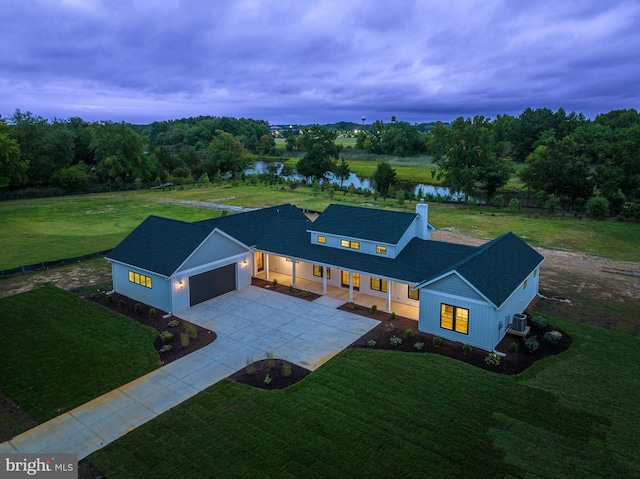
[322,268,327,295]
[265,254,270,280]
[292,260,297,287]
[349,271,354,303]
[386,281,392,312]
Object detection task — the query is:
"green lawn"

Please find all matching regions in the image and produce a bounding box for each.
[88,316,640,478]
[1,185,639,270]
[0,285,159,422]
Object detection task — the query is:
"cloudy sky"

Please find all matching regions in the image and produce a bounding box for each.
[1,0,639,125]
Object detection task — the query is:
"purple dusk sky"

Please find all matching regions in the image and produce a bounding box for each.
[1,0,639,125]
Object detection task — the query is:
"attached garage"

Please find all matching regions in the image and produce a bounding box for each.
[189,263,236,306]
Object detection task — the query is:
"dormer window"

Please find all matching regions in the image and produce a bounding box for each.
[376,245,387,255]
[340,239,360,250]
[317,235,326,244]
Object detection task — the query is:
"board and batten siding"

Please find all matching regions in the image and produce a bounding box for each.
[425,274,486,302]
[177,231,247,273]
[111,262,171,312]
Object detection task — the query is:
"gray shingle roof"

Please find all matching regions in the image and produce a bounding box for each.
[106,216,212,277]
[109,203,544,308]
[307,204,418,243]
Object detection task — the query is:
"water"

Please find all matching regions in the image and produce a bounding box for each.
[246,160,460,199]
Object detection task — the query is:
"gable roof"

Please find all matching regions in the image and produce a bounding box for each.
[307,204,419,244]
[416,232,544,307]
[106,216,212,277]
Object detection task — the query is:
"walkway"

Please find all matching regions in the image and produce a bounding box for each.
[0,286,379,460]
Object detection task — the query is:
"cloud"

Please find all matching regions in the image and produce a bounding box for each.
[1,0,639,124]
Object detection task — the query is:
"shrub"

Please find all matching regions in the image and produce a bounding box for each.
[107,294,114,303]
[509,342,519,353]
[389,312,396,321]
[414,341,424,351]
[544,330,563,346]
[485,352,501,366]
[159,345,173,353]
[167,319,180,328]
[586,196,609,220]
[389,335,402,346]
[245,359,255,375]
[282,361,292,377]
[271,278,278,287]
[370,304,378,314]
[264,374,272,385]
[299,290,311,297]
[492,194,504,208]
[134,303,142,314]
[405,328,414,339]
[180,332,190,348]
[524,336,539,353]
[288,284,294,292]
[118,299,125,308]
[432,336,442,348]
[184,322,198,339]
[462,344,472,355]
[385,322,395,333]
[530,316,547,330]
[367,339,377,348]
[159,331,174,342]
[347,302,356,310]
[148,308,156,319]
[508,198,521,212]
[546,194,560,215]
[266,352,275,369]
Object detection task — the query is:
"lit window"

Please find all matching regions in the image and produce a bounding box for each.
[376,245,387,255]
[317,235,326,244]
[340,239,360,250]
[440,304,469,334]
[523,280,528,289]
[370,277,388,292]
[129,270,152,289]
[408,286,419,301]
[313,265,332,279]
[534,269,537,278]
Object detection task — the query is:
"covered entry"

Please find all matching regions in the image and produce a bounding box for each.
[189,263,236,306]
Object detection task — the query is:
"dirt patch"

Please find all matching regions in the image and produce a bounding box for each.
[252,277,321,301]
[87,292,216,364]
[344,304,571,375]
[228,359,311,390]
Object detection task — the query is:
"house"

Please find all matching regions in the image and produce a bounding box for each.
[106,202,543,351]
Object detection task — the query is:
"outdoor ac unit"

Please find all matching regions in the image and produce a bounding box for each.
[512,313,527,332]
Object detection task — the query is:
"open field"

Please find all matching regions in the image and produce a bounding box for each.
[87,317,640,478]
[1,185,639,271]
[0,286,159,424]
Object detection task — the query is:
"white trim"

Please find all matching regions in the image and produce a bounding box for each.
[106,258,170,279]
[174,228,251,274]
[421,289,492,307]
[177,252,247,277]
[416,270,495,307]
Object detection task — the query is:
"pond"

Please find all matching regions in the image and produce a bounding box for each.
[246,160,461,199]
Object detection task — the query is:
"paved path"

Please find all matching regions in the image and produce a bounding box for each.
[0,287,378,460]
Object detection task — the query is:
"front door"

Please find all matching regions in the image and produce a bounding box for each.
[341,271,360,290]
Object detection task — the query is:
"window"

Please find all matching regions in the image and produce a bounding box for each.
[533,269,537,278]
[341,271,360,290]
[440,304,469,334]
[523,279,528,289]
[340,239,360,250]
[370,277,388,292]
[408,286,419,301]
[376,245,387,255]
[317,235,326,244]
[129,271,152,289]
[313,265,331,279]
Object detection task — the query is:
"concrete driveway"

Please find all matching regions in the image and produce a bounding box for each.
[177,285,380,371]
[0,286,379,459]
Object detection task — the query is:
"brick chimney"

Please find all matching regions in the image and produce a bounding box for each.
[416,199,430,240]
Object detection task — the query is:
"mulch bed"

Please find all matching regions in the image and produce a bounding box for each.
[344,303,572,375]
[228,358,311,390]
[86,292,216,365]
[252,277,321,301]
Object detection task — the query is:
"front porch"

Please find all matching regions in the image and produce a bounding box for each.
[255,270,419,321]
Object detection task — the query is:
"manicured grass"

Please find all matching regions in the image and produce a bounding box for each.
[0,192,220,269]
[88,316,640,478]
[0,285,159,422]
[2,185,639,269]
